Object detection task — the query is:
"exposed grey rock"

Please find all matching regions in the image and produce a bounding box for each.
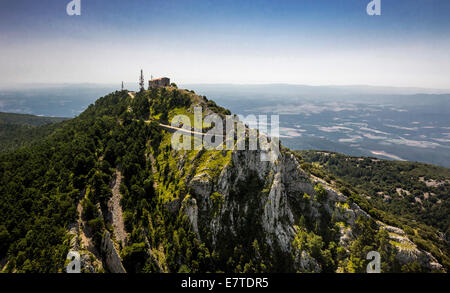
[379,223,444,272]
[101,231,126,273]
[294,250,321,273]
[181,195,200,238]
[177,142,444,272]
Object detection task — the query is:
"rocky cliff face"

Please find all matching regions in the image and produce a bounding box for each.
[99,89,446,272]
[180,146,444,272]
[101,231,126,273]
[3,89,444,273]
[65,89,445,273]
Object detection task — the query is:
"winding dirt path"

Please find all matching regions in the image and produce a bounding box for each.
[108,170,127,247]
[76,201,103,266]
[144,120,224,138]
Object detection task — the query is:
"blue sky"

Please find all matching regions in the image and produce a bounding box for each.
[1,0,449,88]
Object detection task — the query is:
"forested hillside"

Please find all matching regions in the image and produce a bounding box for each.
[0,88,211,272]
[298,150,449,268]
[299,151,449,233]
[0,112,68,153]
[0,88,448,273]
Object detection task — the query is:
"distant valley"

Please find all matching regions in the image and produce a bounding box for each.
[186,84,450,168]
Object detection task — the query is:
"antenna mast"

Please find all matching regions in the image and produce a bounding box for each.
[139,69,145,91]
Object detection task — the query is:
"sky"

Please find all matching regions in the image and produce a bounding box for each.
[0,0,449,88]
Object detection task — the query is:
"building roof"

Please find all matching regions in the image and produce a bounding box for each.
[149,77,169,81]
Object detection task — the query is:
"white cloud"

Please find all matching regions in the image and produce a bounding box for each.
[317,126,353,133]
[384,124,419,131]
[256,103,358,115]
[338,135,362,143]
[432,138,450,143]
[359,127,389,135]
[387,137,441,148]
[362,133,387,140]
[370,151,405,161]
[279,127,305,138]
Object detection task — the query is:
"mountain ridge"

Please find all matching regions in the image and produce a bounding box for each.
[0,87,448,273]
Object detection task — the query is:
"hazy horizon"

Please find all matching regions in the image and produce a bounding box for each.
[1,82,450,94]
